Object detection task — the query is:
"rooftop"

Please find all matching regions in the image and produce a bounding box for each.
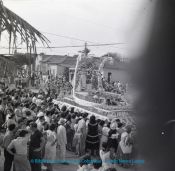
[41,55,68,64]
[40,54,128,70]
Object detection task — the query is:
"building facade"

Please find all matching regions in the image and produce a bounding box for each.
[36,53,129,83]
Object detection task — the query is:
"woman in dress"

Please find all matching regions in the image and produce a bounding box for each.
[100,142,111,170]
[117,125,133,168]
[85,115,99,156]
[7,129,31,171]
[72,118,81,155]
[44,123,57,171]
[100,123,110,149]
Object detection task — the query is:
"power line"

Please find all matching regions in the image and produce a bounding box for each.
[41,31,96,43]
[0,43,126,49]
[43,43,125,49]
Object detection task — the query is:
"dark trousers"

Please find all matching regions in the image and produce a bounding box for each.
[4,149,14,171]
[29,150,42,171]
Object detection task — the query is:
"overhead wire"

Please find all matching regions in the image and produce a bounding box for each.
[0,42,126,49]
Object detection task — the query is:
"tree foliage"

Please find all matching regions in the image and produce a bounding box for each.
[0,0,49,53]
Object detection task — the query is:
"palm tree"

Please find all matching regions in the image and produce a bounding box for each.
[0,0,49,53]
[0,0,49,80]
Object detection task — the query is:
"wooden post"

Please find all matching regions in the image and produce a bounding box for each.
[28,45,32,87]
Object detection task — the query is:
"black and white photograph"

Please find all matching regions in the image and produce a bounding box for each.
[0,0,175,171]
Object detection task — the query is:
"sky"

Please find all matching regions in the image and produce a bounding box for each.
[1,0,155,57]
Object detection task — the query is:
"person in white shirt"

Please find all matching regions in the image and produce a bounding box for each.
[5,108,13,122]
[36,112,45,132]
[77,113,87,156]
[44,124,57,171]
[14,103,22,123]
[32,94,37,104]
[7,129,31,171]
[100,142,111,170]
[117,125,133,168]
[35,95,43,107]
[44,110,51,124]
[57,118,67,163]
[100,124,110,149]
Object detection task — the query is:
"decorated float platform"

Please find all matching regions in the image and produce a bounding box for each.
[54,48,136,130]
[53,90,136,130]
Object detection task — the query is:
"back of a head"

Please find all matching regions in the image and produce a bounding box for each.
[99,120,105,127]
[79,154,91,167]
[19,130,29,137]
[49,123,56,131]
[118,122,123,128]
[90,115,96,124]
[26,111,31,116]
[61,105,67,112]
[93,158,102,170]
[83,112,88,118]
[30,122,37,129]
[8,124,16,131]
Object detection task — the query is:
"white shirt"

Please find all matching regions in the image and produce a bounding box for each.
[99,150,111,169]
[8,137,29,155]
[77,119,86,134]
[36,119,44,132]
[36,99,43,106]
[32,96,37,104]
[57,125,67,146]
[119,132,132,154]
[44,116,50,124]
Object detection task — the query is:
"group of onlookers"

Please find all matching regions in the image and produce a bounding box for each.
[102,80,127,94]
[0,86,135,171]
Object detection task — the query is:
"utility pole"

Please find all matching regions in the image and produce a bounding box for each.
[29,44,32,87]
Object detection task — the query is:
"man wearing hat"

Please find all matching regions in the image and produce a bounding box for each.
[57,118,67,163]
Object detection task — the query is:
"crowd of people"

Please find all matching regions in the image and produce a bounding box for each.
[102,80,127,95]
[0,86,136,171]
[45,75,73,97]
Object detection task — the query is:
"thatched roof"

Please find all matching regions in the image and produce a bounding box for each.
[0,0,49,53]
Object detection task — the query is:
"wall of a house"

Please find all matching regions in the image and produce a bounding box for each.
[39,63,48,75]
[56,65,65,76]
[49,65,57,77]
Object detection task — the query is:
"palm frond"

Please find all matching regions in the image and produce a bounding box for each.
[0,1,50,53]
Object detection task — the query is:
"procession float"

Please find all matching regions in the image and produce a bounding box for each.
[54,44,136,129]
